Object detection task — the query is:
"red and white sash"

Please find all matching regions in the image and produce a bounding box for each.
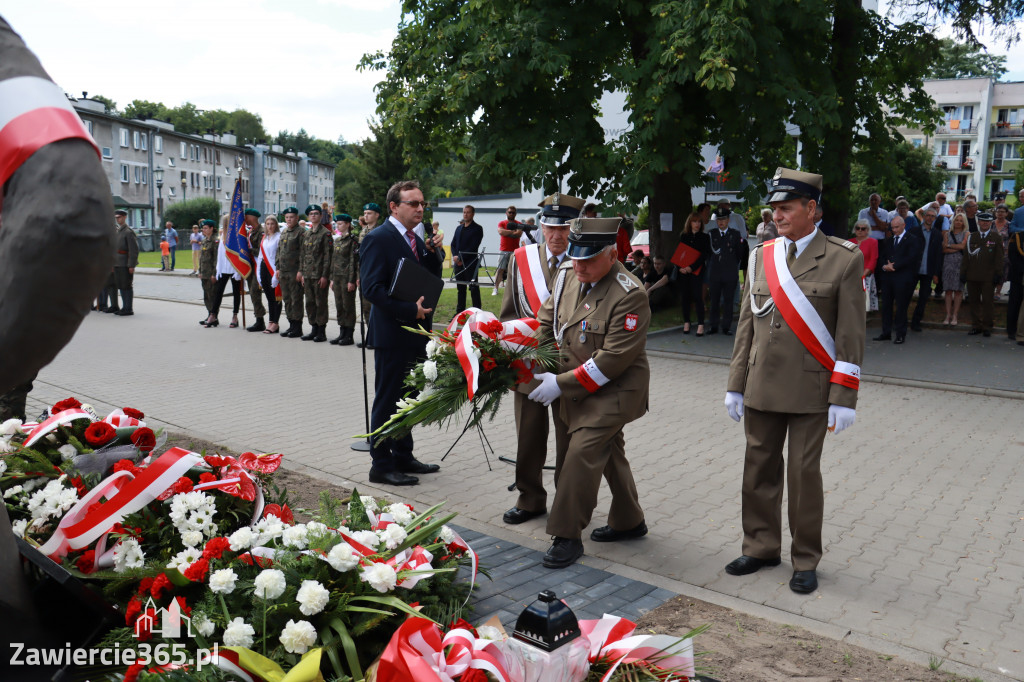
[512,244,551,316]
[762,239,860,390]
[260,239,282,300]
[0,76,99,209]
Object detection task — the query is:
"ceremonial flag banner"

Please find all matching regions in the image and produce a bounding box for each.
[225,179,253,279]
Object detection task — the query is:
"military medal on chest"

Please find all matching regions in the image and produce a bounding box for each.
[579,321,588,344]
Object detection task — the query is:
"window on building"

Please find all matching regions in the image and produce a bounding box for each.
[120,128,130,147]
[85,120,93,136]
[142,167,148,184]
[940,140,960,157]
[216,150,221,164]
[168,157,175,167]
[272,158,278,170]
[216,176,221,191]
[169,186,176,197]
[139,210,147,228]
[102,147,112,159]
[120,164,129,182]
[181,141,188,157]
[134,166,140,184]
[154,135,163,153]
[181,170,187,185]
[133,132,139,149]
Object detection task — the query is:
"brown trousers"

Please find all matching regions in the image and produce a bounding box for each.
[545,421,644,540]
[512,392,569,513]
[966,279,995,331]
[332,279,357,328]
[279,272,303,322]
[741,406,828,571]
[304,280,330,326]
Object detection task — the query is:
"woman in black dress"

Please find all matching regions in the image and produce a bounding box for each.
[677,212,711,336]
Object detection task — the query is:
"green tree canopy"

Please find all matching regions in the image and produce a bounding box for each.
[89,94,117,114]
[926,38,1008,79]
[123,99,168,121]
[850,141,950,217]
[162,197,221,230]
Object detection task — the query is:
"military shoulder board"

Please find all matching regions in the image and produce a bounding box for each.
[617,273,638,292]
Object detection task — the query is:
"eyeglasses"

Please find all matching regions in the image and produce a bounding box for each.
[399,200,431,209]
[854,227,867,231]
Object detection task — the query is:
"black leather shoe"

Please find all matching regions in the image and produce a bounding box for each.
[707,327,718,335]
[983,330,991,337]
[543,537,584,569]
[368,469,419,486]
[247,318,266,332]
[894,336,905,344]
[329,331,344,345]
[967,329,983,335]
[910,323,923,332]
[503,507,546,524]
[590,520,648,542]
[104,308,120,314]
[396,458,440,474]
[873,334,891,341]
[114,310,134,316]
[287,326,304,338]
[357,340,374,349]
[722,329,733,336]
[789,570,818,594]
[724,555,782,576]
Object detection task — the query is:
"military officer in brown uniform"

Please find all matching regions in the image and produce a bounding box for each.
[111,209,139,316]
[243,208,268,332]
[298,204,333,342]
[276,207,305,338]
[356,202,383,347]
[724,168,865,594]
[329,213,359,346]
[198,220,219,323]
[960,211,1004,337]
[499,193,582,525]
[529,217,650,569]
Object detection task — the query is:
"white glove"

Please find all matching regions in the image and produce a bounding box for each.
[724,391,744,422]
[271,275,279,288]
[528,372,561,406]
[827,405,856,434]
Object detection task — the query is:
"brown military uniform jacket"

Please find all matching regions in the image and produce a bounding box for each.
[247,224,263,261]
[331,232,358,284]
[500,243,561,395]
[277,224,303,274]
[112,223,139,268]
[960,229,1005,281]
[537,260,650,432]
[300,224,333,281]
[727,230,865,413]
[199,234,218,278]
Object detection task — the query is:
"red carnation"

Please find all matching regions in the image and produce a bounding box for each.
[237,553,273,568]
[198,472,217,484]
[125,596,143,626]
[203,536,231,560]
[52,398,82,414]
[84,422,116,447]
[69,476,88,498]
[460,669,489,682]
[263,503,294,525]
[150,573,172,600]
[113,459,135,473]
[130,427,156,454]
[138,577,154,594]
[123,662,146,682]
[173,595,192,617]
[481,356,497,372]
[182,557,209,582]
[135,608,156,642]
[156,475,194,501]
[75,550,96,573]
[122,407,145,420]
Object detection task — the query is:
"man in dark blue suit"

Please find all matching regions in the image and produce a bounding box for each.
[874,215,922,344]
[450,204,484,312]
[907,207,944,332]
[359,180,445,486]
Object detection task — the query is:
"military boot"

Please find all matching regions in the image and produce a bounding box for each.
[246,317,266,332]
[287,322,305,338]
[301,324,317,341]
[312,325,328,342]
[339,327,354,346]
[329,326,345,345]
[114,290,134,315]
[280,320,294,337]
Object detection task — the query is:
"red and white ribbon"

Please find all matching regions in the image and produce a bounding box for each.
[213,649,260,682]
[103,408,145,430]
[376,618,510,682]
[580,614,695,681]
[260,240,282,301]
[446,309,540,399]
[0,76,99,208]
[762,239,860,391]
[572,357,610,394]
[513,244,550,315]
[23,409,93,447]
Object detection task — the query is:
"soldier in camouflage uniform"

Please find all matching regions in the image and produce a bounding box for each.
[299,204,333,342]
[243,208,268,331]
[108,209,139,316]
[329,213,359,346]
[356,202,383,348]
[198,220,219,325]
[276,207,305,338]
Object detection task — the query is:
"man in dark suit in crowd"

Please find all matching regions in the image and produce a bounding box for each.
[874,215,922,344]
[707,213,747,335]
[450,204,484,312]
[813,204,835,237]
[908,207,944,332]
[359,180,445,486]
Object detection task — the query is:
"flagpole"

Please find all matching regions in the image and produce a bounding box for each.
[236,164,247,329]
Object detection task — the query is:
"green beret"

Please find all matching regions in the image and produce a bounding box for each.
[305,204,321,215]
[244,208,261,218]
[201,219,216,227]
[283,206,298,215]
[363,202,382,214]
[336,213,352,222]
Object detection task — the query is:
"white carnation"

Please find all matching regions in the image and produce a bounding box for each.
[11,519,27,538]
[360,562,398,593]
[253,568,287,600]
[57,444,78,462]
[305,521,328,538]
[296,579,330,616]
[422,360,438,382]
[351,530,380,550]
[181,530,204,547]
[0,439,14,454]
[4,485,24,499]
[378,524,408,550]
[112,538,145,572]
[0,418,23,436]
[359,495,378,513]
[228,526,256,551]
[386,503,414,525]
[26,476,78,522]
[167,547,203,572]
[439,525,456,545]
[223,617,255,648]
[326,542,360,572]
[0,458,6,475]
[279,619,317,654]
[209,568,238,594]
[192,612,215,637]
[477,625,504,641]
[255,516,285,544]
[282,524,309,549]
[425,340,438,357]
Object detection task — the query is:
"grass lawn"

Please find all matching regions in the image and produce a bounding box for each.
[137,252,198,269]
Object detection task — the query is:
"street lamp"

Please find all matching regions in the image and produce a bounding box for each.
[181,175,188,202]
[154,166,164,218]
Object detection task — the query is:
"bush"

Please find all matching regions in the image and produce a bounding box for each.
[162,198,222,233]
[744,204,770,235]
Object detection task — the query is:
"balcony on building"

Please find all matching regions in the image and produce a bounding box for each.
[934,118,977,135]
[704,172,753,197]
[990,121,1024,138]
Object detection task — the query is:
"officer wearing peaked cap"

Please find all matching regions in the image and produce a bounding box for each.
[243,208,267,331]
[724,167,865,595]
[529,217,650,569]
[499,192,581,527]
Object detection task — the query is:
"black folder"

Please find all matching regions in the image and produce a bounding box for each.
[388,257,444,311]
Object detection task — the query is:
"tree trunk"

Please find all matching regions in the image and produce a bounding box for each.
[648,170,692,259]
